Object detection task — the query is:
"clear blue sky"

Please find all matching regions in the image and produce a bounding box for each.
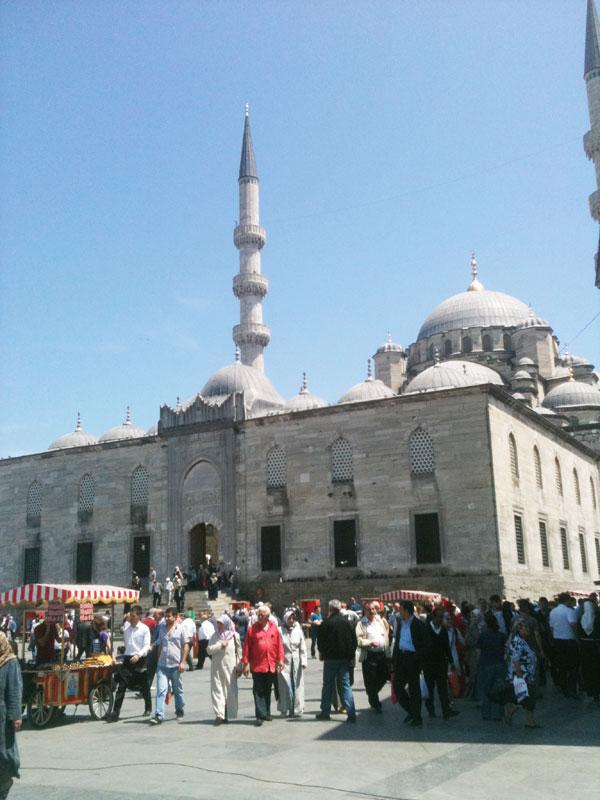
[1,1,599,457]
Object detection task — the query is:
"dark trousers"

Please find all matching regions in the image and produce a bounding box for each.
[553,639,579,697]
[310,630,318,657]
[423,663,450,715]
[152,592,161,607]
[146,647,159,688]
[113,656,151,716]
[197,639,209,669]
[394,651,422,722]
[252,671,276,720]
[362,651,388,710]
[580,640,600,699]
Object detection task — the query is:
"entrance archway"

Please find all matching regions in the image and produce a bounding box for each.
[189,523,219,572]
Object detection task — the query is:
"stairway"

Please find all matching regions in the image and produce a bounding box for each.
[183,589,233,618]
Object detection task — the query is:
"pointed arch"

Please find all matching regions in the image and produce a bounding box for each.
[555,457,563,497]
[410,428,435,475]
[266,445,287,489]
[482,334,493,352]
[131,465,149,508]
[573,468,581,505]
[533,446,543,490]
[590,476,597,511]
[509,433,519,481]
[331,437,353,482]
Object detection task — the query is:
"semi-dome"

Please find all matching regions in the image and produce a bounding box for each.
[513,370,533,381]
[404,359,504,394]
[542,379,600,409]
[338,360,395,404]
[99,408,146,442]
[417,255,530,340]
[48,414,98,450]
[200,355,285,416]
[285,374,328,413]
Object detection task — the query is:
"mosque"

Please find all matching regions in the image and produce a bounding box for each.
[1,7,600,604]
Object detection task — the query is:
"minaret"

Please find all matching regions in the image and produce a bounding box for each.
[583,0,600,287]
[232,105,270,371]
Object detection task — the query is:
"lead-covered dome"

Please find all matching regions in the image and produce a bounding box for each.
[404,359,504,394]
[200,356,285,416]
[48,414,98,450]
[338,360,395,404]
[99,408,146,442]
[286,374,328,413]
[417,255,530,340]
[542,379,600,409]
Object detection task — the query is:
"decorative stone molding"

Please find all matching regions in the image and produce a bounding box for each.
[584,129,600,159]
[184,512,223,533]
[233,322,271,347]
[233,273,269,298]
[589,190,600,220]
[233,224,266,249]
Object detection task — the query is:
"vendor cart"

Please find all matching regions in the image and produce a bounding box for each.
[380,589,444,604]
[0,582,140,728]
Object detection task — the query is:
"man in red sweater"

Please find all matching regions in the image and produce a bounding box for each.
[243,605,284,726]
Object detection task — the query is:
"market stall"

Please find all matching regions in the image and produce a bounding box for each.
[380,589,444,604]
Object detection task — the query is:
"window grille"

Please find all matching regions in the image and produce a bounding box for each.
[79,474,95,515]
[579,530,588,573]
[560,527,570,570]
[534,447,543,490]
[266,446,287,489]
[573,469,581,505]
[595,538,600,576]
[131,466,149,507]
[509,434,519,481]
[331,438,354,482]
[26,481,42,523]
[555,459,563,497]
[591,478,597,511]
[539,521,549,567]
[410,428,435,475]
[514,514,525,564]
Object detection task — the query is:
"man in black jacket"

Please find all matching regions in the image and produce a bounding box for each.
[393,600,429,727]
[316,599,358,722]
[422,606,459,720]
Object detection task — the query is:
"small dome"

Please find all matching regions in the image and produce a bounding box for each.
[200,355,285,417]
[517,357,535,367]
[48,414,98,450]
[404,360,504,394]
[513,370,533,381]
[542,379,600,410]
[285,374,328,413]
[375,333,403,354]
[516,307,550,330]
[99,408,146,442]
[338,360,395,404]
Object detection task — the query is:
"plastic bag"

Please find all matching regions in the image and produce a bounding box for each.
[512,676,529,703]
[419,673,429,700]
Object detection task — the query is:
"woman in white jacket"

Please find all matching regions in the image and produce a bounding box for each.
[206,615,242,724]
[277,610,307,717]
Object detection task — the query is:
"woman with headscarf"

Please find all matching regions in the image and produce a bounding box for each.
[277,610,308,717]
[504,619,539,728]
[0,632,22,799]
[206,614,241,724]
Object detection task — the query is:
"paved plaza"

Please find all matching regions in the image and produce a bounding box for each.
[11,658,600,800]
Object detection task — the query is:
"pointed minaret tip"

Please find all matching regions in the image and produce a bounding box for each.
[585,0,600,77]
[467,252,484,292]
[75,412,81,432]
[125,406,131,426]
[239,104,258,180]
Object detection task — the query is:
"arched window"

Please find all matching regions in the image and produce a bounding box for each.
[331,437,354,482]
[26,480,42,526]
[410,428,435,475]
[591,477,597,511]
[462,336,472,354]
[266,446,287,489]
[131,465,149,512]
[573,469,581,505]
[78,473,95,522]
[555,458,563,497]
[444,339,452,357]
[533,446,543,490]
[482,334,493,352]
[428,344,436,362]
[503,333,512,352]
[509,434,519,481]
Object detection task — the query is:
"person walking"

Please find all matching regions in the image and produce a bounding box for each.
[316,599,358,723]
[197,613,216,670]
[549,593,579,698]
[309,605,322,658]
[242,605,284,726]
[504,619,540,728]
[578,594,600,705]
[165,576,174,607]
[392,600,429,727]
[422,605,459,720]
[207,615,242,724]
[150,607,190,725]
[0,632,21,800]
[356,601,389,714]
[107,605,151,722]
[180,611,196,672]
[477,610,507,721]
[151,578,162,608]
[278,610,308,717]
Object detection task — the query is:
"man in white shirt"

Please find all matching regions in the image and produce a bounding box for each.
[180,611,197,671]
[549,593,579,698]
[356,602,389,713]
[107,605,151,722]
[150,606,190,724]
[197,613,216,669]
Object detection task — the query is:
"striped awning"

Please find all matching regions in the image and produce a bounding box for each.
[380,589,443,603]
[0,584,140,608]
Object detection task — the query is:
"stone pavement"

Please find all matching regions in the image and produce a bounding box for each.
[11,661,600,800]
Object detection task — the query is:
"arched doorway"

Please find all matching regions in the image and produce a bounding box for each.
[189,523,219,572]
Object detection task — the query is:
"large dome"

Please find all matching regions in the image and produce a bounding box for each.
[285,374,328,413]
[542,379,600,409]
[48,414,98,450]
[99,408,146,442]
[200,359,285,416]
[404,360,504,394]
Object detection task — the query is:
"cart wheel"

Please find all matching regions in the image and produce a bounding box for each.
[88,682,113,720]
[26,687,56,729]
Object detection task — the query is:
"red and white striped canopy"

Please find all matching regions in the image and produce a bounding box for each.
[380,589,443,603]
[0,583,140,608]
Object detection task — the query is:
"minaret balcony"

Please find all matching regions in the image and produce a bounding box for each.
[233,323,271,347]
[589,190,600,221]
[233,273,269,298]
[583,129,600,159]
[234,224,266,249]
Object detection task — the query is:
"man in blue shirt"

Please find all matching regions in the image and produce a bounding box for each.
[393,601,428,727]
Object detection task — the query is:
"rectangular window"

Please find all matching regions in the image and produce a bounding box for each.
[260,525,282,572]
[560,527,570,570]
[76,542,93,583]
[539,521,550,568]
[333,519,358,568]
[415,513,442,564]
[595,537,600,576]
[23,546,40,583]
[579,530,588,574]
[514,515,525,564]
[132,535,151,579]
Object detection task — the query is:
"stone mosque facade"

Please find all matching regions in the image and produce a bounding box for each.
[2,14,600,604]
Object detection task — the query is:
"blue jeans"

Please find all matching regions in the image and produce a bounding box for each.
[155,664,184,719]
[320,660,356,718]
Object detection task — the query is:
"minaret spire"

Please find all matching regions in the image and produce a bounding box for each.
[583,0,600,287]
[233,106,270,370]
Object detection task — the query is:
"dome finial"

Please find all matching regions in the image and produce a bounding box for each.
[433,348,440,366]
[366,358,373,381]
[467,252,484,292]
[568,365,575,382]
[234,346,241,363]
[175,395,181,412]
[75,411,81,432]
[124,406,131,426]
[300,372,308,394]
[245,101,249,118]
